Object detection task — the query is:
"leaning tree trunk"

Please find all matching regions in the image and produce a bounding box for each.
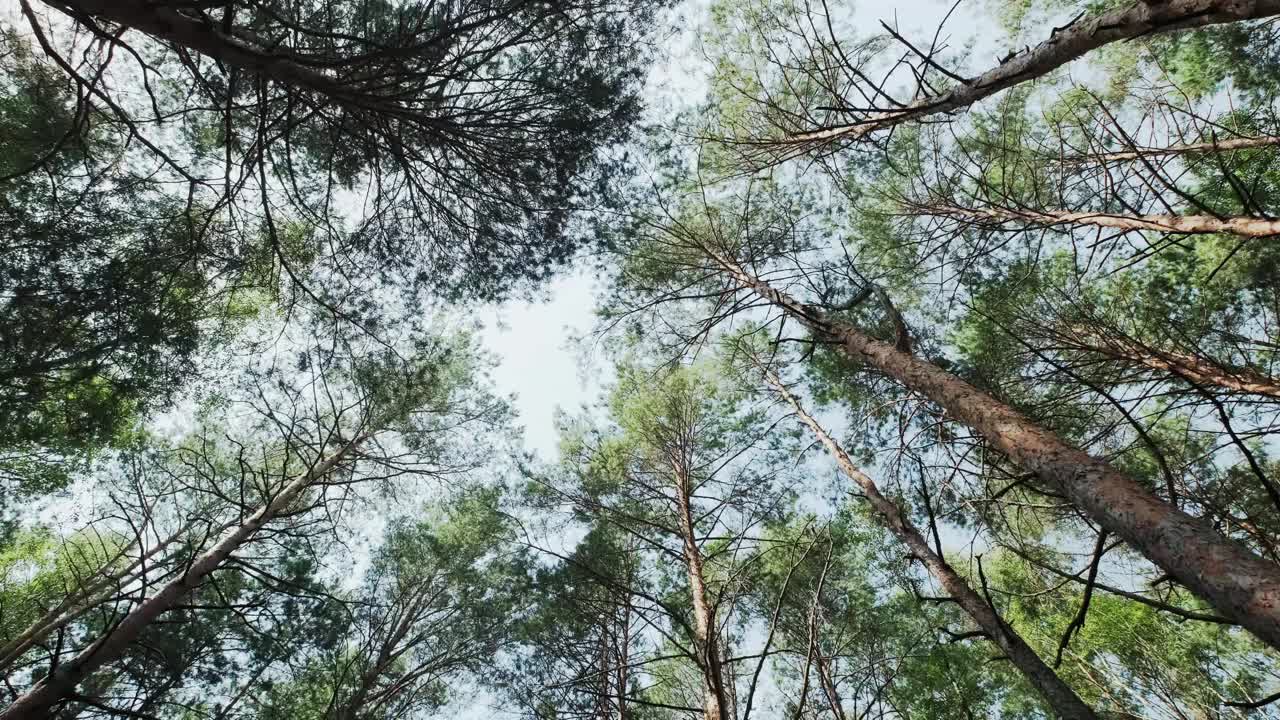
[923,203,1280,238]
[337,587,427,720]
[784,0,1280,148]
[0,437,367,720]
[764,369,1098,720]
[701,246,1280,651]
[671,458,732,720]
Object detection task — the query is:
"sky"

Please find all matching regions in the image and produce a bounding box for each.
[475,0,707,460]
[0,0,1057,465]
[480,269,604,459]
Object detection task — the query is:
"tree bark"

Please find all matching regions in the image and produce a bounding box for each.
[763,370,1098,720]
[923,203,1280,238]
[0,437,366,720]
[783,0,1280,148]
[814,652,848,720]
[615,559,634,720]
[0,524,197,674]
[702,247,1280,651]
[671,458,732,720]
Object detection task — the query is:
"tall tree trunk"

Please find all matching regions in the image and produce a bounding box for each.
[0,437,366,720]
[338,585,427,720]
[701,246,1280,650]
[595,620,614,720]
[814,652,848,720]
[763,370,1098,720]
[784,0,1280,147]
[671,458,732,720]
[921,203,1280,238]
[615,556,635,720]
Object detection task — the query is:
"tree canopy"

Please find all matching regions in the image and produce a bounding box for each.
[3,0,1280,719]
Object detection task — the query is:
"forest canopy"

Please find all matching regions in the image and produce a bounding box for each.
[2,0,1280,718]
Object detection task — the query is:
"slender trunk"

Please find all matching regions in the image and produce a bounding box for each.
[705,248,1280,650]
[596,620,613,720]
[0,437,366,720]
[338,588,424,720]
[1068,332,1280,399]
[615,562,634,720]
[1073,135,1280,164]
[785,0,1280,147]
[796,603,817,718]
[671,459,731,720]
[924,203,1280,238]
[764,370,1097,720]
[814,652,847,720]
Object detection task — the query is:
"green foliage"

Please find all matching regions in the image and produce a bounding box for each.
[990,550,1276,717]
[0,528,127,649]
[1151,22,1280,100]
[0,34,216,496]
[255,494,523,720]
[4,1,1280,718]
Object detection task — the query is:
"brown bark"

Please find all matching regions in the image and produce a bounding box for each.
[925,203,1280,238]
[784,0,1280,148]
[0,437,366,720]
[337,583,430,720]
[814,652,848,720]
[763,370,1099,720]
[672,458,732,720]
[615,557,635,720]
[702,247,1280,651]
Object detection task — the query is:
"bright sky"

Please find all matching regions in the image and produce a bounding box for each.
[480,269,604,459]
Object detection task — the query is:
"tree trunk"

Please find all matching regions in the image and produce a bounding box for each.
[338,588,425,720]
[764,370,1098,720]
[814,652,848,720]
[0,437,366,720]
[615,562,634,720]
[923,203,1280,238]
[703,247,1280,650]
[784,0,1280,147]
[671,459,732,720]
